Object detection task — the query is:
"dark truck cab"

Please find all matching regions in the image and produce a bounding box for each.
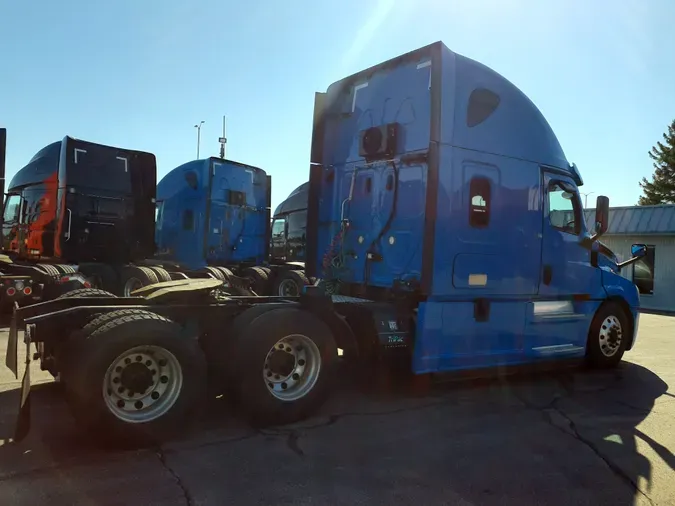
[270,181,308,262]
[3,136,156,263]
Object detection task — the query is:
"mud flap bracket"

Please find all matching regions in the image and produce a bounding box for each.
[15,323,34,442]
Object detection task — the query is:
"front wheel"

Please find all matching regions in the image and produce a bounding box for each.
[232,307,338,426]
[586,302,629,368]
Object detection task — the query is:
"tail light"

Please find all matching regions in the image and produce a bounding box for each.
[23,286,32,295]
[6,287,16,296]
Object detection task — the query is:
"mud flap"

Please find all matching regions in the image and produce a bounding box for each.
[5,302,19,378]
[14,324,34,442]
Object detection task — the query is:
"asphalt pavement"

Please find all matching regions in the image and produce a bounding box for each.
[0,314,672,505]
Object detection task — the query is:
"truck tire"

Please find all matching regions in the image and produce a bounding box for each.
[272,270,310,297]
[241,267,269,295]
[148,266,172,282]
[53,264,77,275]
[585,302,629,369]
[54,289,119,383]
[78,263,118,292]
[57,288,117,299]
[119,266,159,297]
[215,267,234,280]
[203,304,278,389]
[232,307,338,426]
[203,266,226,280]
[37,263,60,278]
[64,309,207,447]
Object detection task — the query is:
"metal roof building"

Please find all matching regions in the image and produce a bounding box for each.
[583,204,675,236]
[584,204,675,312]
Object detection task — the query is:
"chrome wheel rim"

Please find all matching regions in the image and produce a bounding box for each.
[599,315,623,357]
[123,277,143,296]
[103,345,183,423]
[278,278,299,297]
[263,334,321,401]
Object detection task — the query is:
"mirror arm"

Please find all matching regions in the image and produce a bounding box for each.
[617,256,643,272]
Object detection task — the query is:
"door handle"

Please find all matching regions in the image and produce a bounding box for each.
[65,209,72,241]
[543,265,552,285]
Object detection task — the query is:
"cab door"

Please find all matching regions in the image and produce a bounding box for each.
[2,194,25,254]
[269,217,287,261]
[527,172,603,356]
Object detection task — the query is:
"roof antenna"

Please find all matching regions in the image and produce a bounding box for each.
[219,115,227,159]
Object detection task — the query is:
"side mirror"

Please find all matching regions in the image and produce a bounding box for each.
[631,243,647,258]
[617,243,648,271]
[592,195,609,239]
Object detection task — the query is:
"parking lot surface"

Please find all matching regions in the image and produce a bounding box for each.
[0,314,672,505]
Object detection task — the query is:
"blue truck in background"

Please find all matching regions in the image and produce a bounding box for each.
[155,158,311,296]
[6,41,649,446]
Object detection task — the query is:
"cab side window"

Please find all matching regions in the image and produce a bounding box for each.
[155,201,164,231]
[548,182,580,235]
[287,210,307,241]
[271,218,286,238]
[3,194,22,223]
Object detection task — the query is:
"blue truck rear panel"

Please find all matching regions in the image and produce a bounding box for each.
[156,158,270,270]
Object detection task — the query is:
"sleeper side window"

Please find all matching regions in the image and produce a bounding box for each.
[548,182,580,235]
[182,209,194,231]
[469,177,491,228]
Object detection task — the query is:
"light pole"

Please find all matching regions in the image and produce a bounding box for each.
[194,121,205,158]
[581,191,595,208]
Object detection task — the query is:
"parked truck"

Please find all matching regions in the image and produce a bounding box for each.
[0,135,161,304]
[6,41,647,447]
[268,181,311,295]
[0,135,263,305]
[154,159,311,296]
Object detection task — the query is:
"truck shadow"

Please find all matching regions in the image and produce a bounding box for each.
[0,361,669,505]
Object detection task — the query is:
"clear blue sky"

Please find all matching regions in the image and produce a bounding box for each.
[2,0,674,211]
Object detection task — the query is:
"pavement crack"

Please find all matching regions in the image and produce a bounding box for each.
[305,399,451,430]
[549,405,654,505]
[513,388,654,504]
[155,446,194,506]
[535,398,655,506]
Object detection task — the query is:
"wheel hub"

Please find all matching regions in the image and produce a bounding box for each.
[599,315,623,357]
[267,349,295,378]
[262,334,322,402]
[103,345,183,423]
[120,362,154,395]
[278,279,299,296]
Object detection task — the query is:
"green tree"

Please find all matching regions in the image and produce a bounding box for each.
[638,119,675,205]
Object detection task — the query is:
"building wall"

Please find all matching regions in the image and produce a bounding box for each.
[598,234,675,312]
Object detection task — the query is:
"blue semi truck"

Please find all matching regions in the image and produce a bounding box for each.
[6,41,647,446]
[154,159,311,295]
